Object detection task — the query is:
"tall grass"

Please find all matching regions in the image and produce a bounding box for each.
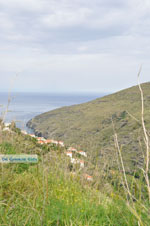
[1,79,150,225]
[0,121,150,225]
[0,137,138,225]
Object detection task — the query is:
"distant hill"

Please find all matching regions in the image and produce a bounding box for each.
[27,82,150,172]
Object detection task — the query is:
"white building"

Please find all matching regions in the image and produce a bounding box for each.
[70,158,79,164]
[80,160,84,168]
[59,141,64,147]
[37,137,46,141]
[51,140,59,145]
[29,134,36,138]
[66,152,72,158]
[4,122,11,127]
[67,147,77,152]
[3,127,11,132]
[78,151,87,157]
[21,130,27,135]
[84,174,93,181]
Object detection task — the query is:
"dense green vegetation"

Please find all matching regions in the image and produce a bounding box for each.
[27,82,150,172]
[0,126,150,225]
[1,83,150,225]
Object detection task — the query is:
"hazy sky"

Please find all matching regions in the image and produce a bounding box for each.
[0,0,150,93]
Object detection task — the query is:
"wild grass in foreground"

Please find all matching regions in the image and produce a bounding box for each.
[0,156,138,225]
[1,79,150,225]
[0,126,150,226]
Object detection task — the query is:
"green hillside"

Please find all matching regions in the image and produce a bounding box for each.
[0,122,150,225]
[27,82,150,172]
[1,82,150,225]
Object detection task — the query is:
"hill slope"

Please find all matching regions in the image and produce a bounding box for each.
[1,123,148,225]
[27,82,150,171]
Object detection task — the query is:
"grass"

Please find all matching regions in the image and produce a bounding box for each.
[0,126,150,225]
[27,82,150,173]
[0,160,139,225]
[1,82,150,225]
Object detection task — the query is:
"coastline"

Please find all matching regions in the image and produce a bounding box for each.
[26,119,44,138]
[1,92,103,134]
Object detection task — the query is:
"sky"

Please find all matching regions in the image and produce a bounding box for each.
[0,0,150,93]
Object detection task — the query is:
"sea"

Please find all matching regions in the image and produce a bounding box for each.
[0,92,106,133]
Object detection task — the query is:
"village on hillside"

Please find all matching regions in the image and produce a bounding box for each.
[1,122,93,182]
